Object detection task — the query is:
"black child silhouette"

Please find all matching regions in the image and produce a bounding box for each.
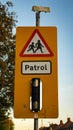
[27,42,35,53]
[35,40,44,53]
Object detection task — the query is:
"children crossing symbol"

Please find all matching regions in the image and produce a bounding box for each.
[27,40,44,53]
[20,29,54,57]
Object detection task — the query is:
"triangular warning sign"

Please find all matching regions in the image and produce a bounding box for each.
[20,29,54,57]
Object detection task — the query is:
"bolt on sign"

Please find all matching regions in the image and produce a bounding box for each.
[14,27,58,118]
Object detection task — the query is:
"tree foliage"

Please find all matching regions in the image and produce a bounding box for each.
[0,117,15,130]
[0,0,17,128]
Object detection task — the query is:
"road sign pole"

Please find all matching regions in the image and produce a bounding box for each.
[34,7,40,130]
[32,5,50,130]
[36,11,40,26]
[34,114,38,130]
[34,118,38,130]
[33,7,40,130]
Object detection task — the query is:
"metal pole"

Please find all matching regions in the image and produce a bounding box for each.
[33,10,40,130]
[32,5,50,130]
[36,11,40,26]
[34,114,38,130]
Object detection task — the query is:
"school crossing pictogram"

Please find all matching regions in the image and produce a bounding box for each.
[20,29,54,57]
[27,40,44,53]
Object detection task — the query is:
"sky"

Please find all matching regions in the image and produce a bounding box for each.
[1,0,73,129]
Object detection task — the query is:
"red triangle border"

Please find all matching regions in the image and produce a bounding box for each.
[19,29,54,57]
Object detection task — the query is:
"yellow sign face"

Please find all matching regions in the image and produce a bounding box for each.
[14,27,58,118]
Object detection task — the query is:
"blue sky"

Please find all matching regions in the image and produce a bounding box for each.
[1,0,73,129]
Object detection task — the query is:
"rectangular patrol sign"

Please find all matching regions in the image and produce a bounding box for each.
[14,27,58,118]
[21,61,52,74]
